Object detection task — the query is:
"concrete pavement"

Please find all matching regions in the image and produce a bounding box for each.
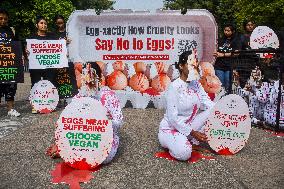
[0,73,283,189]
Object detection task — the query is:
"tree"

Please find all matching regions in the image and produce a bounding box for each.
[164,0,284,33]
[2,0,75,40]
[71,0,114,14]
[2,0,114,40]
[234,0,284,32]
[163,0,232,35]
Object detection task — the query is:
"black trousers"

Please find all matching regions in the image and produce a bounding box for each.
[30,69,57,88]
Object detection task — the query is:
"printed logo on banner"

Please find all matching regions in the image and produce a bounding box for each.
[0,41,24,83]
[55,97,113,170]
[204,94,251,155]
[26,39,68,69]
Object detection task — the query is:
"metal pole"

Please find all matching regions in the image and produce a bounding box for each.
[275,53,284,131]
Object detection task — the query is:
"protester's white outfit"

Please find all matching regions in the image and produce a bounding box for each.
[260,81,284,126]
[75,86,123,164]
[158,78,214,160]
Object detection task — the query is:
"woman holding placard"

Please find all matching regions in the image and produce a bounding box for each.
[27,16,58,87]
[47,62,123,164]
[0,9,21,117]
[26,16,59,113]
[158,50,215,161]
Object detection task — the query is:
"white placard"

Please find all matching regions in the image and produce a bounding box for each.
[27,39,68,69]
[29,80,59,113]
[55,97,113,170]
[204,94,251,155]
[250,26,279,58]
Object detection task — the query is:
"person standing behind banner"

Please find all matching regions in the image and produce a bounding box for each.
[240,20,256,50]
[158,51,214,161]
[0,9,20,117]
[54,15,69,41]
[53,14,72,107]
[26,16,58,113]
[213,23,241,92]
[27,16,58,87]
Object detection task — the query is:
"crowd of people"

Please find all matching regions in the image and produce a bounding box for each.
[0,9,70,115]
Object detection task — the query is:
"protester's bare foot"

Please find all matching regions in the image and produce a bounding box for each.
[46,144,61,159]
[190,130,207,143]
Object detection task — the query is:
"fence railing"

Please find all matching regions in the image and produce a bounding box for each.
[222,49,283,131]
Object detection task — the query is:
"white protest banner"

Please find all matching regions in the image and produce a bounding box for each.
[204,94,251,155]
[27,39,68,69]
[55,97,113,170]
[68,9,217,64]
[29,80,59,113]
[250,26,279,58]
[67,9,217,109]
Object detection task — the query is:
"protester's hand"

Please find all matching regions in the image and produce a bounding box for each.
[25,49,30,57]
[65,37,72,44]
[190,130,207,143]
[213,52,224,58]
[22,55,25,66]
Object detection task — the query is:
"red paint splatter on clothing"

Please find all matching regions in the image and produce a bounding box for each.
[161,129,178,135]
[264,54,273,59]
[155,151,177,161]
[170,129,178,135]
[185,104,198,124]
[51,162,101,189]
[207,93,215,101]
[39,108,52,114]
[141,87,160,96]
[188,151,215,163]
[217,147,234,155]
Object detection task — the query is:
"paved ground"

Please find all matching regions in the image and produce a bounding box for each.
[0,73,283,189]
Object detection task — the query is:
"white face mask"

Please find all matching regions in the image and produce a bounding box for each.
[186,53,200,82]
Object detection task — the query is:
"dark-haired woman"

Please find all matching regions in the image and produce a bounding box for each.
[213,23,241,92]
[27,16,63,113]
[158,51,214,161]
[54,15,66,40]
[47,62,123,164]
[240,20,256,50]
[54,14,71,43]
[27,16,58,88]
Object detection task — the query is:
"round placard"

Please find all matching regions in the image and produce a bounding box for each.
[204,94,251,155]
[55,97,113,170]
[29,80,59,113]
[250,26,279,58]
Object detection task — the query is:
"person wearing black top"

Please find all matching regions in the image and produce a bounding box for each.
[26,16,58,113]
[0,9,21,117]
[54,14,67,40]
[240,20,256,50]
[27,16,58,88]
[213,23,241,92]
